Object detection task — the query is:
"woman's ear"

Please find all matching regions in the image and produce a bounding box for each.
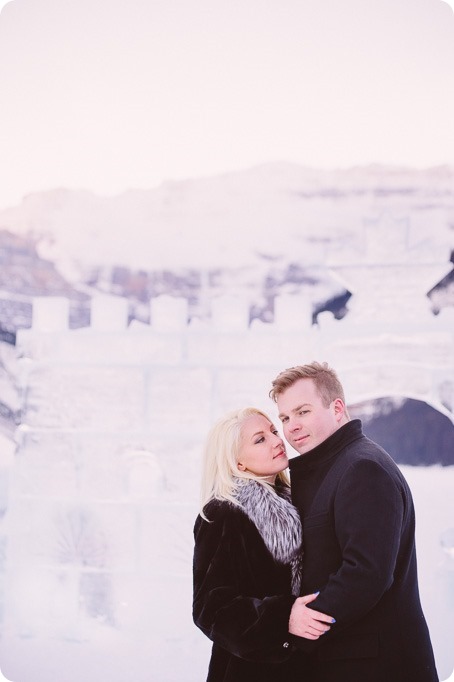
[237,462,246,471]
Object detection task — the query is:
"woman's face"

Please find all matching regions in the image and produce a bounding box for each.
[237,414,288,483]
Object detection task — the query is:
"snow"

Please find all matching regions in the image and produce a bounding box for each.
[0,467,452,681]
[1,299,452,681]
[0,162,453,681]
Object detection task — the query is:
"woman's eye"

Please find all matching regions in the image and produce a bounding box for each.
[272,429,279,435]
[255,436,265,444]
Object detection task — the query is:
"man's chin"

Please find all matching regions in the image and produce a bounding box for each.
[293,439,319,456]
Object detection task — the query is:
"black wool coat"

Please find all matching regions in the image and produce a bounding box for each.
[289,419,439,682]
[193,497,298,682]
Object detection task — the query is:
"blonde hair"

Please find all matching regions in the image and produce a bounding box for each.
[270,361,350,418]
[200,407,289,518]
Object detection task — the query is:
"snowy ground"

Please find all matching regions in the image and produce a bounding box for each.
[0,465,452,682]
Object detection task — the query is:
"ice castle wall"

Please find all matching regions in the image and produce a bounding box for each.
[0,274,453,681]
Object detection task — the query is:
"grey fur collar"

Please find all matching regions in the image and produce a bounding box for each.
[233,479,303,596]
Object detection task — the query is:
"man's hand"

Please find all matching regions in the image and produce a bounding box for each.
[289,592,335,640]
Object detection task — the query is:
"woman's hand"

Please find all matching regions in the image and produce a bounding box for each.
[288,592,335,640]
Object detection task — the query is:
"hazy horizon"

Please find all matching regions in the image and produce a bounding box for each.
[1,0,454,210]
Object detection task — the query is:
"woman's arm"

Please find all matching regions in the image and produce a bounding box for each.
[193,505,295,662]
[193,503,332,661]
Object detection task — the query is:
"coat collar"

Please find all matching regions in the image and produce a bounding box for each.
[289,419,364,473]
[233,479,303,596]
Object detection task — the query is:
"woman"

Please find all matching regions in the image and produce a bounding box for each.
[193,407,333,682]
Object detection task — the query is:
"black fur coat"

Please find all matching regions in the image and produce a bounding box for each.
[193,480,303,682]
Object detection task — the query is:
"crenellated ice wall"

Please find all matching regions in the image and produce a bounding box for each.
[0,216,453,681]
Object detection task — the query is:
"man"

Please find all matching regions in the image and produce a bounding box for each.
[270,361,438,682]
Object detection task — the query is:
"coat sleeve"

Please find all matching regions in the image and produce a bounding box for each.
[192,504,295,662]
[292,458,405,650]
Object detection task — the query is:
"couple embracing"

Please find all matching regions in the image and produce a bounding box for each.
[192,361,438,682]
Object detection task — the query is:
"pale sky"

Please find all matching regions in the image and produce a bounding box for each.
[0,0,453,210]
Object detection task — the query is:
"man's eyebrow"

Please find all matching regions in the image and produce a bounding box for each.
[278,403,311,419]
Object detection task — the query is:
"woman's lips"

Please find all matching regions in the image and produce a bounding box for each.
[273,450,286,459]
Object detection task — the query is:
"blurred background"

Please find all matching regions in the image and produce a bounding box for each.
[0,1,453,680]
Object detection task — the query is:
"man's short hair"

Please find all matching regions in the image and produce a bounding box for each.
[269,361,346,408]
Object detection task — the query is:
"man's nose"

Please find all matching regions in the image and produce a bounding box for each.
[288,418,300,432]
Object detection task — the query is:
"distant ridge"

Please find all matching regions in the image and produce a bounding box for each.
[0,162,452,276]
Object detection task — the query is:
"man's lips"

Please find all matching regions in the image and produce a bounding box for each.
[293,435,309,445]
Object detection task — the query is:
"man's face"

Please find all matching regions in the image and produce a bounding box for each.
[276,378,344,455]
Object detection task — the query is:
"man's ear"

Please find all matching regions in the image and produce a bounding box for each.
[333,398,345,421]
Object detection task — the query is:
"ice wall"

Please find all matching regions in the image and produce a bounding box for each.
[0,220,453,681]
